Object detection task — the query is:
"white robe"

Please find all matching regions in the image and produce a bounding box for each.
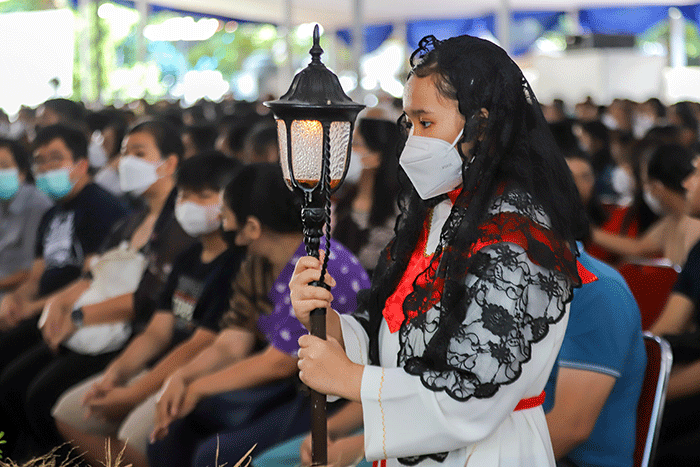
[337,196,570,467]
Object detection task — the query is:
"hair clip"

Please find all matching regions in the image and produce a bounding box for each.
[409,35,442,69]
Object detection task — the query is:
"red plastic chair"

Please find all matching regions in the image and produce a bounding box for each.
[634,332,673,467]
[618,259,680,330]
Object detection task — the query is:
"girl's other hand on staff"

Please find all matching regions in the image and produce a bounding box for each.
[297,334,363,402]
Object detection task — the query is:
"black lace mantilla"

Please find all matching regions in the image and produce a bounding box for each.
[399,188,573,401]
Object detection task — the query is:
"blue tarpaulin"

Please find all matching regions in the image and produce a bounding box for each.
[679,3,700,23]
[336,24,394,53]
[406,16,496,50]
[511,11,564,55]
[578,6,670,34]
[407,12,563,56]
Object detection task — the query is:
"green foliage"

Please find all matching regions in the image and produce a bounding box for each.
[640,19,700,66]
[0,0,55,14]
[186,25,269,78]
[0,431,6,459]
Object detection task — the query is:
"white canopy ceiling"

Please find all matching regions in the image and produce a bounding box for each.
[150,0,696,28]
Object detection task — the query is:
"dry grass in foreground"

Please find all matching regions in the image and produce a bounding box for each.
[0,444,81,467]
[0,439,256,467]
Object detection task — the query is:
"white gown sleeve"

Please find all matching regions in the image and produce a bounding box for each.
[359,243,569,461]
[338,313,370,367]
[325,312,371,404]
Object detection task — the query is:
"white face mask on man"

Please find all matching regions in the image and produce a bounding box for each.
[399,130,465,200]
[175,201,222,237]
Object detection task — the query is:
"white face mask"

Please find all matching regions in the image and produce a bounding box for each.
[643,189,665,215]
[344,150,363,186]
[601,113,619,130]
[399,130,464,200]
[175,201,222,237]
[611,166,635,198]
[633,115,655,139]
[118,155,162,196]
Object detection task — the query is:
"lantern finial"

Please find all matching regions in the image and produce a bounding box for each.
[310,24,323,64]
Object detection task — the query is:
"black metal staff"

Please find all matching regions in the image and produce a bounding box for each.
[265,25,364,466]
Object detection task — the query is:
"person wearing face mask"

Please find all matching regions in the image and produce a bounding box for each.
[332,115,401,275]
[0,120,193,460]
[52,152,244,467]
[575,120,616,203]
[633,98,666,140]
[592,144,700,267]
[0,138,53,298]
[608,130,637,205]
[148,163,370,467]
[93,111,129,199]
[0,124,127,374]
[289,34,589,467]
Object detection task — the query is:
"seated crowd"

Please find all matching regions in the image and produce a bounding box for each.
[0,95,699,467]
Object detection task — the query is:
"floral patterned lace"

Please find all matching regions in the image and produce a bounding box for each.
[399,189,574,401]
[388,188,575,465]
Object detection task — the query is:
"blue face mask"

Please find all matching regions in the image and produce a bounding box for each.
[36,167,74,200]
[0,168,20,200]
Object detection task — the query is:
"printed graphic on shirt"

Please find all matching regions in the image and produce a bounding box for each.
[43,212,83,268]
[172,275,204,324]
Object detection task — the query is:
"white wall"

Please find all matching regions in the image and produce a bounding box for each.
[0,9,75,115]
[524,49,667,105]
[663,67,700,103]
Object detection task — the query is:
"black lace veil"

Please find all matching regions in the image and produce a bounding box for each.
[353,35,588,402]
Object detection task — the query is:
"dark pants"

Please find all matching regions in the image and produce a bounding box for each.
[0,317,44,456]
[0,317,42,373]
[0,340,119,457]
[148,379,311,467]
[655,392,700,467]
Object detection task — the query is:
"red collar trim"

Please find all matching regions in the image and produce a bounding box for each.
[577,261,598,284]
[447,187,462,204]
[382,210,588,334]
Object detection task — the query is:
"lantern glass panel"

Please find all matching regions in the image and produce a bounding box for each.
[329,121,351,190]
[291,120,324,188]
[276,120,292,189]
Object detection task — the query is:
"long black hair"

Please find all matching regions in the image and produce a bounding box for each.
[360,34,587,371]
[128,119,184,161]
[222,162,303,234]
[359,118,401,227]
[646,143,694,194]
[333,117,401,256]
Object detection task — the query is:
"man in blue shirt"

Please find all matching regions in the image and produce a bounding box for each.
[544,245,646,467]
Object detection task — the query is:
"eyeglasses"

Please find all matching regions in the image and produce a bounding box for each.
[32,154,70,173]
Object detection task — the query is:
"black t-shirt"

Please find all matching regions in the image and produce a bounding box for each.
[35,183,128,296]
[674,239,700,312]
[158,243,245,343]
[664,239,700,362]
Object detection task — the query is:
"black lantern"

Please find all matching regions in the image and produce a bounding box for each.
[264,24,364,466]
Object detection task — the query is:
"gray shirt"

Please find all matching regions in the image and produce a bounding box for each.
[0,183,53,284]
